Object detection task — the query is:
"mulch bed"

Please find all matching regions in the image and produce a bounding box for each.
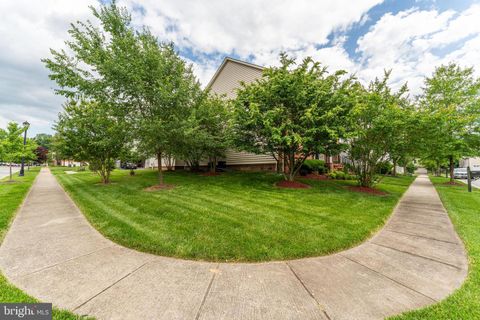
[276,180,311,189]
[347,186,387,196]
[144,184,175,191]
[301,174,329,180]
[442,181,464,186]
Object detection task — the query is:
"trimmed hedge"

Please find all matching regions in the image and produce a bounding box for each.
[300,159,327,175]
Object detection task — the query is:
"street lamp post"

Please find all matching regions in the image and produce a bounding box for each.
[18,121,30,177]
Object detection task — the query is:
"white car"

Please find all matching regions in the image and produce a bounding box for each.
[453,168,468,179]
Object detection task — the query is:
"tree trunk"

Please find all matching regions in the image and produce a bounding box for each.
[157,151,164,185]
[392,159,397,177]
[210,156,216,173]
[9,163,12,181]
[449,155,454,182]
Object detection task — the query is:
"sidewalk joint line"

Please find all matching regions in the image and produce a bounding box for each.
[194,263,219,320]
[383,229,459,245]
[340,254,437,303]
[72,259,153,312]
[391,219,450,228]
[370,242,462,270]
[19,244,116,278]
[286,262,331,319]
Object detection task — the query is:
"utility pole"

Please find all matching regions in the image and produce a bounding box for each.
[467,158,472,193]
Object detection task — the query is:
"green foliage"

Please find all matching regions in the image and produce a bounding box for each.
[34,133,52,150]
[43,2,200,185]
[346,71,410,187]
[55,100,128,184]
[301,159,326,174]
[233,54,353,181]
[328,170,355,180]
[405,162,416,175]
[0,122,37,181]
[418,63,480,181]
[174,93,231,172]
[376,161,393,175]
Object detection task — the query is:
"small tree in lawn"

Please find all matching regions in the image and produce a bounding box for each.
[233,54,351,182]
[55,100,128,184]
[346,72,409,187]
[418,63,480,182]
[197,94,231,173]
[0,122,36,181]
[386,99,418,176]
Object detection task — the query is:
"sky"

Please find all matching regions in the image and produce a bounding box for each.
[0,0,479,136]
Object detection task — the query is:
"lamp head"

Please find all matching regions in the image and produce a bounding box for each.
[23,121,30,128]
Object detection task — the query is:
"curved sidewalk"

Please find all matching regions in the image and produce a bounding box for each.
[0,169,467,320]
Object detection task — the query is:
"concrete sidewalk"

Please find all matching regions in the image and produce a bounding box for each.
[0,169,468,320]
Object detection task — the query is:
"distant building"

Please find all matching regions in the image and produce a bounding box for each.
[459,157,480,171]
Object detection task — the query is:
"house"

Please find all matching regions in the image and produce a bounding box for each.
[156,57,344,172]
[459,157,480,171]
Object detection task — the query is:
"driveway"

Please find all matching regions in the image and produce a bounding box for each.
[0,166,19,180]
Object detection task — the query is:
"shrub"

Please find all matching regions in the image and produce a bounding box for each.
[376,161,393,175]
[328,170,356,180]
[406,162,416,174]
[300,159,326,175]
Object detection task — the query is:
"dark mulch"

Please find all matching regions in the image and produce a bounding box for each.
[347,186,387,196]
[276,180,311,189]
[144,184,175,191]
[301,174,329,180]
[442,181,464,186]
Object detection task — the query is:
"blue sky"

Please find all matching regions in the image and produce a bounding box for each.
[0,0,479,135]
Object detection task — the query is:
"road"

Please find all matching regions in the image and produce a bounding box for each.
[0,166,20,180]
[459,178,480,189]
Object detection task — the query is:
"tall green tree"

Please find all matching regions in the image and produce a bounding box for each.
[233,54,352,181]
[55,100,128,183]
[418,63,480,181]
[43,2,200,186]
[346,72,410,187]
[0,122,36,181]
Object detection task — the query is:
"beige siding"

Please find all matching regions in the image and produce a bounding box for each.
[208,59,275,167]
[209,60,263,99]
[226,150,276,165]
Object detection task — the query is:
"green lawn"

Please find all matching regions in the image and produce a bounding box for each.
[392,176,480,319]
[51,168,414,262]
[0,168,89,319]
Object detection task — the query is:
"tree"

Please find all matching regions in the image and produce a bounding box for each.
[34,146,49,164]
[34,133,53,150]
[418,63,480,182]
[175,93,231,173]
[385,98,418,176]
[233,54,351,181]
[346,72,409,187]
[0,122,36,181]
[43,2,200,186]
[55,100,128,184]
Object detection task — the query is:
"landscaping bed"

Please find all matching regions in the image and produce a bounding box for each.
[51,168,414,262]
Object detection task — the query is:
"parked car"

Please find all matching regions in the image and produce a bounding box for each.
[121,162,138,170]
[453,168,468,179]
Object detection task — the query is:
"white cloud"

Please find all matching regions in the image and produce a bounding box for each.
[0,0,98,135]
[353,4,480,94]
[1,0,479,134]
[119,0,381,64]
